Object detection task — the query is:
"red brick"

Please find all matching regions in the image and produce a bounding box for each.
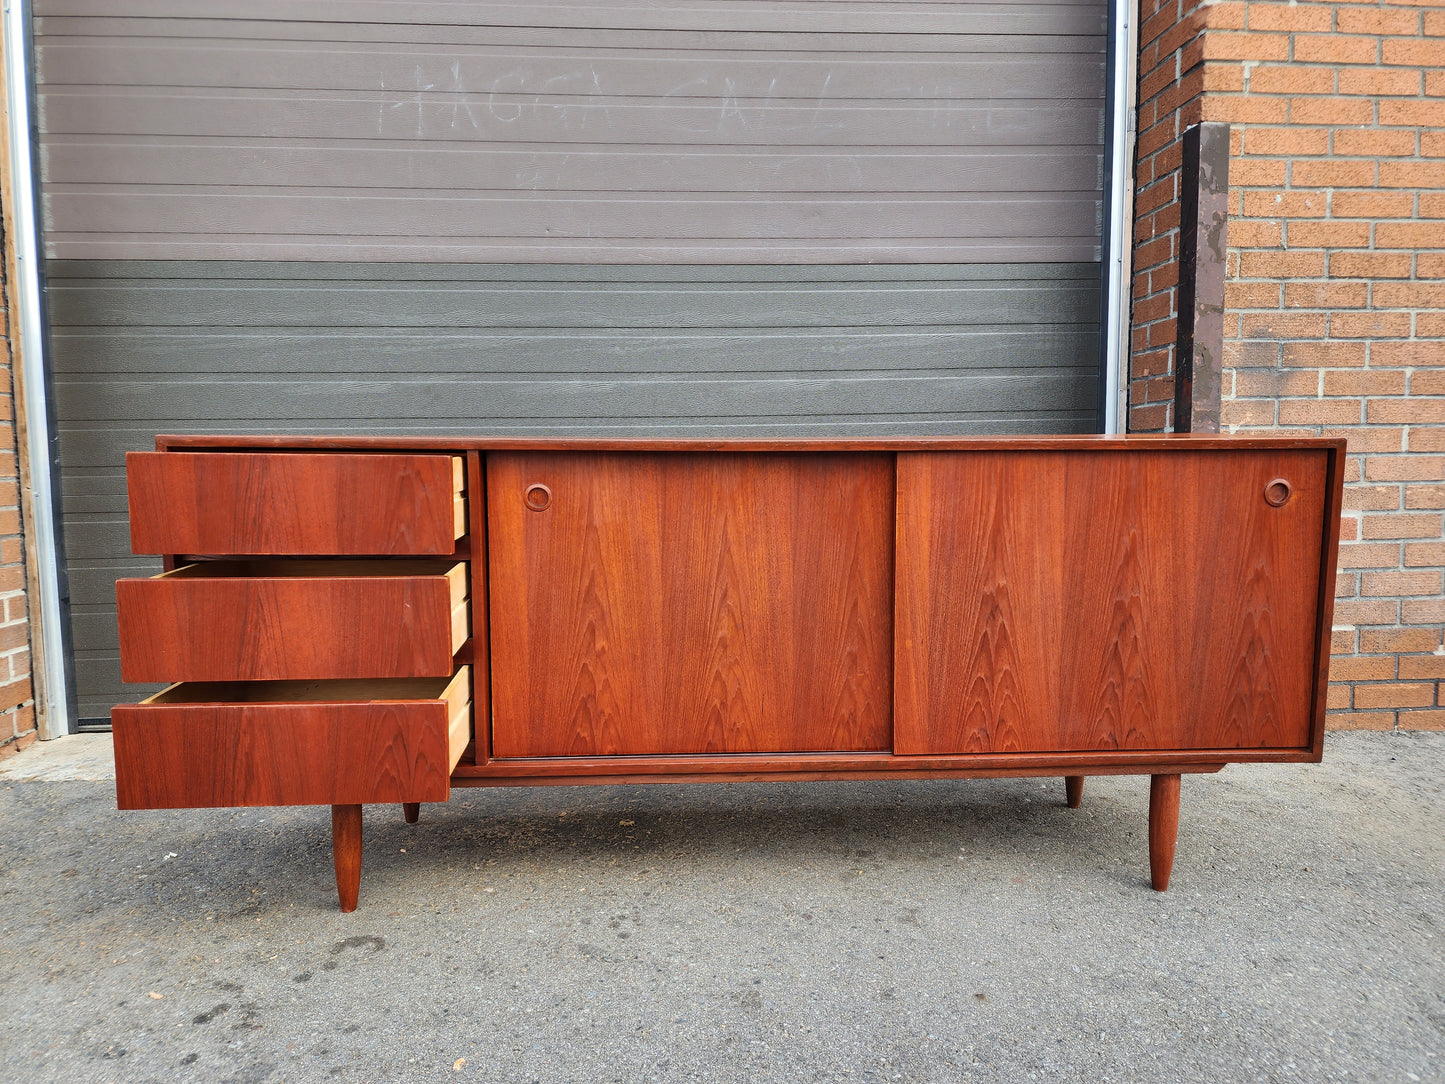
[1330,191,1415,219]
[1412,371,1445,395]
[1241,189,1327,218]
[1334,598,1400,624]
[1379,160,1445,188]
[1366,400,1445,424]
[1409,431,1445,456]
[1332,312,1413,337]
[1333,129,1418,158]
[1405,541,1445,564]
[1324,371,1408,396]
[1226,280,1284,308]
[1376,343,1445,367]
[1290,97,1376,125]
[1398,709,1445,732]
[1293,159,1379,187]
[1294,34,1381,64]
[1241,311,1329,337]
[1281,398,1365,425]
[1419,313,1445,336]
[1284,281,1369,308]
[1221,399,1276,426]
[1229,219,1284,247]
[1366,457,1445,484]
[1234,370,1318,397]
[1375,224,1445,251]
[1321,429,1407,454]
[1359,627,1442,654]
[1246,129,1332,161]
[1223,339,1284,368]
[1339,541,1405,567]
[1403,598,1445,623]
[1326,711,1395,731]
[1400,655,1445,680]
[1242,250,1328,278]
[1362,570,1444,595]
[1327,252,1412,278]
[1344,485,1404,510]
[1204,31,1291,60]
[1420,254,1445,278]
[1203,62,1246,93]
[1249,2,1336,30]
[1338,68,1422,96]
[1232,158,1291,187]
[1282,340,1368,367]
[1248,67,1334,95]
[1338,5,1424,33]
[1383,38,1445,66]
[1407,485,1445,508]
[1327,682,1354,709]
[1422,194,1445,219]
[1288,221,1372,249]
[1354,682,1438,709]
[1361,511,1445,537]
[1206,95,1288,124]
[1330,656,1399,681]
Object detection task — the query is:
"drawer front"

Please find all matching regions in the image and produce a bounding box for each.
[117,562,469,681]
[112,671,471,809]
[128,451,466,555]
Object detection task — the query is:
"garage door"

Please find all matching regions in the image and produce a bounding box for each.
[34,0,1108,717]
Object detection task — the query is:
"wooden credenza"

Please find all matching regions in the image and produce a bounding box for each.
[113,436,1344,910]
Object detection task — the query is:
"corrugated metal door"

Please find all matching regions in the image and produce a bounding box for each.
[34,1,1107,717]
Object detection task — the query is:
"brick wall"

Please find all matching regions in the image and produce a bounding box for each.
[0,185,35,759]
[1129,0,1445,730]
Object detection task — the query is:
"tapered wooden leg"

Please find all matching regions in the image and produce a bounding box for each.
[1148,774,1181,891]
[331,804,362,913]
[1064,775,1084,808]
[402,802,420,824]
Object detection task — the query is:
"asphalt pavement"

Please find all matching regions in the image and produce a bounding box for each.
[1,730,1441,1083]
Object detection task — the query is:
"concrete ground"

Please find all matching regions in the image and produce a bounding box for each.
[0,731,1440,1084]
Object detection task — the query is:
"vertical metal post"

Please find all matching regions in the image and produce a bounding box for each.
[4,0,72,737]
[1099,0,1139,435]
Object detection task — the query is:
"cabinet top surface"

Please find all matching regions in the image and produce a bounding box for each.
[153,434,1346,454]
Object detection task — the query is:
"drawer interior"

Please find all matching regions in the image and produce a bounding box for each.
[144,676,468,708]
[161,559,464,580]
[143,669,471,707]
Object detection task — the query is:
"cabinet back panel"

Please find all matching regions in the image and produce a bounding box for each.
[894,449,1329,754]
[487,452,894,756]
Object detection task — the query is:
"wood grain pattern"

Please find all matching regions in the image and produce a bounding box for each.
[1065,775,1084,808]
[332,804,362,913]
[895,449,1331,755]
[1149,774,1181,891]
[116,560,467,681]
[127,451,463,556]
[487,452,894,756]
[112,669,469,809]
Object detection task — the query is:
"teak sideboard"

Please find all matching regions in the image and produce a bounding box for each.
[112,435,1344,911]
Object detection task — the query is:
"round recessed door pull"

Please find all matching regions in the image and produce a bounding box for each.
[524,483,552,512]
[1263,478,1292,507]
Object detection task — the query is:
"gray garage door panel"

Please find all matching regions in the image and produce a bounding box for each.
[51,260,1100,717]
[36,0,1105,263]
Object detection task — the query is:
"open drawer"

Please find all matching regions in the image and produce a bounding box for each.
[127,451,466,556]
[112,669,471,809]
[117,560,469,682]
